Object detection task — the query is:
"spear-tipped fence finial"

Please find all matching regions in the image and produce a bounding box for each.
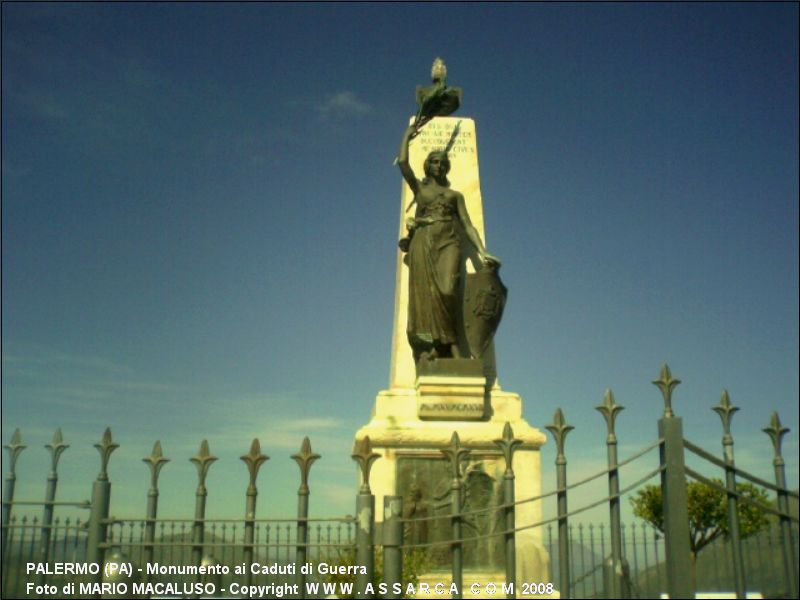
[652,363,681,417]
[240,439,269,491]
[441,431,470,480]
[292,437,320,493]
[190,440,218,491]
[713,390,739,440]
[94,428,119,481]
[546,408,574,460]
[142,441,170,489]
[351,436,380,493]
[4,429,27,474]
[45,428,69,473]
[493,422,522,474]
[596,389,624,443]
[763,411,790,462]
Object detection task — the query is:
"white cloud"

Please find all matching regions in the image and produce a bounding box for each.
[3,346,135,376]
[194,416,347,453]
[274,417,343,431]
[316,91,371,120]
[311,481,356,515]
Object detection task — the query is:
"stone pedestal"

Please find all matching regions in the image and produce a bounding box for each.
[356,384,550,590]
[356,116,550,591]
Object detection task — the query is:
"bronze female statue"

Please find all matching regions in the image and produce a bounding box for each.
[397,125,500,363]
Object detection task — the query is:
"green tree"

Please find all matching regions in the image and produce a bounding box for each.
[630,479,769,588]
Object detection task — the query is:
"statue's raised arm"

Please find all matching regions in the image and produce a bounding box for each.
[397,125,419,194]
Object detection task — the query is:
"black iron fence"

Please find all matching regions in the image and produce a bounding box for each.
[3,513,796,598]
[2,364,798,599]
[543,520,800,599]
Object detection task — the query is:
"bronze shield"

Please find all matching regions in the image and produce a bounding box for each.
[463,265,508,358]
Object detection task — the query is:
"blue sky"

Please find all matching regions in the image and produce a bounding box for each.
[2,3,798,523]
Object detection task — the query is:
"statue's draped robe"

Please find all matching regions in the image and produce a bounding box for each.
[406,192,461,351]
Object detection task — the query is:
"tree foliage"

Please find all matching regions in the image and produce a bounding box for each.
[630,479,769,558]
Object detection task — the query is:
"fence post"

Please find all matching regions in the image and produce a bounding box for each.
[713,391,746,598]
[190,439,218,579]
[240,439,269,594]
[352,436,380,598]
[142,441,169,583]
[2,429,26,551]
[292,437,319,597]
[383,495,403,599]
[36,429,69,586]
[546,408,574,600]
[596,390,631,599]
[442,431,469,599]
[653,364,693,600]
[494,423,522,600]
[86,428,118,593]
[763,411,798,599]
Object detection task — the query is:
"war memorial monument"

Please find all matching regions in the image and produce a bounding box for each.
[355,59,550,587]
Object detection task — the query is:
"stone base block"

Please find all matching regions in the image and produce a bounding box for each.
[356,381,551,590]
[416,383,486,420]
